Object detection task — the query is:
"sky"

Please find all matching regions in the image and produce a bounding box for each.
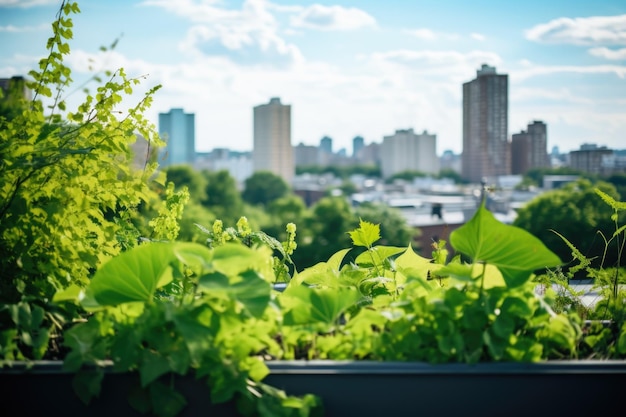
[1,0,625,156]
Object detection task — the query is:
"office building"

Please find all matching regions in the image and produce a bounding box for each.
[158,108,195,167]
[569,144,614,175]
[380,128,438,179]
[353,136,365,159]
[462,64,510,183]
[511,121,550,175]
[253,97,294,183]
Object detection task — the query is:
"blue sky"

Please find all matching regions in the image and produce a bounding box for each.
[1,0,625,155]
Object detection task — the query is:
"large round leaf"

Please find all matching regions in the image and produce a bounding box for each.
[450,204,561,287]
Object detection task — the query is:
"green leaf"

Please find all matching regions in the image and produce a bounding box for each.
[354,245,405,267]
[149,380,187,417]
[140,350,173,387]
[85,242,178,306]
[348,219,380,248]
[198,270,271,318]
[71,369,104,405]
[450,204,561,287]
[326,248,351,271]
[212,243,267,276]
[595,188,626,211]
[282,286,360,325]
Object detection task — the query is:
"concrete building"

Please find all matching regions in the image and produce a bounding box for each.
[569,144,614,175]
[318,136,333,166]
[194,149,252,188]
[253,97,294,184]
[380,128,438,179]
[353,136,365,159]
[294,142,319,167]
[511,121,550,175]
[462,64,510,183]
[158,108,195,167]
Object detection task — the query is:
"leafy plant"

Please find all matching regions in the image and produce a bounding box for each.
[0,0,165,363]
[548,188,626,357]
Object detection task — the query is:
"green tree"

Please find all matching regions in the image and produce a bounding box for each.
[606,173,626,200]
[293,196,353,268]
[262,194,308,241]
[0,76,28,122]
[523,167,585,188]
[513,179,625,273]
[164,164,207,202]
[202,169,244,223]
[242,171,289,206]
[386,170,428,183]
[437,168,464,184]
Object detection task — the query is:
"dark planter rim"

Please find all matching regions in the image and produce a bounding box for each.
[4,359,626,375]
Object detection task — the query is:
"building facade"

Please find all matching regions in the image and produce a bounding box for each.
[380,128,439,179]
[253,97,294,184]
[352,136,365,159]
[462,64,510,183]
[569,144,614,175]
[158,108,195,167]
[511,120,550,175]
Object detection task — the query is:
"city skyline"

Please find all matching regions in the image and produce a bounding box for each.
[1,0,625,155]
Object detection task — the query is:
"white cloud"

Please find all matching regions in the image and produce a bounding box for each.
[525,14,626,46]
[404,28,461,41]
[142,0,303,67]
[471,33,486,41]
[0,23,48,32]
[588,46,626,60]
[0,0,57,7]
[290,4,376,31]
[512,63,626,81]
[367,49,502,84]
[405,28,436,40]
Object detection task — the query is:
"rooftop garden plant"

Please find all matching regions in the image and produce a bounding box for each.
[1,2,626,417]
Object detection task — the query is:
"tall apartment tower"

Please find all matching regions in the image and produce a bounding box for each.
[352,136,364,158]
[158,108,195,167]
[462,64,510,183]
[253,97,294,184]
[511,121,550,175]
[380,128,438,179]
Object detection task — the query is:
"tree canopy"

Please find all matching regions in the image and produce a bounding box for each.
[513,179,625,272]
[242,171,290,206]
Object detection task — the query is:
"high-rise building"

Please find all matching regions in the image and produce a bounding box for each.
[158,108,195,167]
[462,64,510,183]
[380,128,438,179]
[319,136,332,154]
[352,136,364,159]
[253,97,294,183]
[511,121,550,175]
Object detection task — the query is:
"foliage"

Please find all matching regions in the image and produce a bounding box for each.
[522,167,585,188]
[296,164,381,179]
[386,170,429,183]
[291,196,354,268]
[3,3,626,417]
[62,241,322,417]
[0,0,165,361]
[354,201,419,249]
[202,169,244,223]
[514,179,625,272]
[164,164,208,202]
[242,171,289,207]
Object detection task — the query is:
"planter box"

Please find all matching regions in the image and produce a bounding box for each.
[3,360,626,416]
